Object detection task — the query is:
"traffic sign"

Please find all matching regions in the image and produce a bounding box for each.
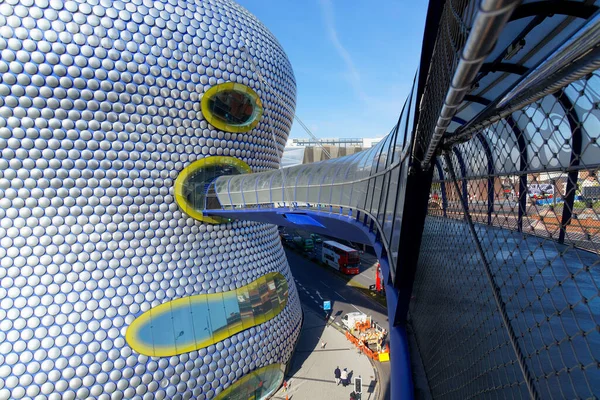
[354,376,362,393]
[323,301,331,310]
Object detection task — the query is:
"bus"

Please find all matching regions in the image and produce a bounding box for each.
[321,240,360,275]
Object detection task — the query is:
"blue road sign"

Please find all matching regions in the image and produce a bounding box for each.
[323,301,331,311]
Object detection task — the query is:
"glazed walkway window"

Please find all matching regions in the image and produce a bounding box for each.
[126,272,288,357]
[201,82,264,133]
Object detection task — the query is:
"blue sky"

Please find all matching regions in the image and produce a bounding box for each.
[237,0,429,140]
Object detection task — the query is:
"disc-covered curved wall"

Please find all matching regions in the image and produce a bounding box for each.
[0,0,302,399]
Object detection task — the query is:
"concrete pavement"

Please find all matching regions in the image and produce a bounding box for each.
[283,248,391,400]
[271,306,378,400]
[351,251,379,289]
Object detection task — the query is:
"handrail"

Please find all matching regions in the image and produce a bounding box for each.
[421,0,520,168]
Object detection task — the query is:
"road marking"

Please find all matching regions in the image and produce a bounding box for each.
[320,281,330,288]
[315,290,323,300]
[334,291,347,300]
[351,304,363,313]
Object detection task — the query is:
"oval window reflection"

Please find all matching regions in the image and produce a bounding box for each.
[209,90,255,124]
[201,82,263,133]
[126,272,288,357]
[215,363,285,400]
[174,156,252,224]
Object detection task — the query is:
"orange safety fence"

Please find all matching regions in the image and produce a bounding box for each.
[345,331,382,361]
[354,319,371,332]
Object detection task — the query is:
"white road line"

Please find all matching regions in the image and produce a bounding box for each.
[351,304,363,313]
[334,291,347,300]
[320,281,330,288]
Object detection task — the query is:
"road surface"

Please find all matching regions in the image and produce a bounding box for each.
[285,248,392,400]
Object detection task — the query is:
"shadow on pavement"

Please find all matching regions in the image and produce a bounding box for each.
[285,248,388,399]
[285,308,327,379]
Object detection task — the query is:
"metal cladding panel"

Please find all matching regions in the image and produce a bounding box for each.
[0,1,302,399]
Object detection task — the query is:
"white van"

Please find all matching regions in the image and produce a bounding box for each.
[341,312,369,330]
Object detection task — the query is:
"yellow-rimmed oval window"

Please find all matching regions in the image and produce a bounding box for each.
[214,364,285,400]
[201,82,264,133]
[125,272,289,357]
[174,156,252,224]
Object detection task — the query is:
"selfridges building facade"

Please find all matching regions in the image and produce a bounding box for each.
[0,0,303,399]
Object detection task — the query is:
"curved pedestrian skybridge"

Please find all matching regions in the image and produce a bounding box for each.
[205,130,408,218]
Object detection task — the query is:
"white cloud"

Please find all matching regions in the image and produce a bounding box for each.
[317,0,407,113]
[318,0,367,100]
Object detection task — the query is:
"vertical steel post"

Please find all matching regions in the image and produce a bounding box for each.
[476,132,495,225]
[507,117,528,232]
[452,147,469,211]
[555,91,583,244]
[434,160,448,217]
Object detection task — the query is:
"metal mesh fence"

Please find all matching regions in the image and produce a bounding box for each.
[410,72,600,398]
[415,0,477,158]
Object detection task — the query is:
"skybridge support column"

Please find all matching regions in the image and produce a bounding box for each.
[434,160,448,217]
[391,163,436,325]
[386,0,444,395]
[452,147,469,211]
[556,91,583,244]
[476,132,495,225]
[385,160,434,400]
[507,117,528,232]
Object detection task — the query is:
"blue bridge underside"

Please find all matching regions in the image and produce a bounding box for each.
[206,208,373,245]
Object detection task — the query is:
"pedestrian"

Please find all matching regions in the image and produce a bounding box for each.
[321,341,327,349]
[334,366,341,385]
[340,368,348,387]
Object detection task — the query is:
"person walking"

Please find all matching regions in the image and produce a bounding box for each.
[334,366,341,385]
[340,368,348,387]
